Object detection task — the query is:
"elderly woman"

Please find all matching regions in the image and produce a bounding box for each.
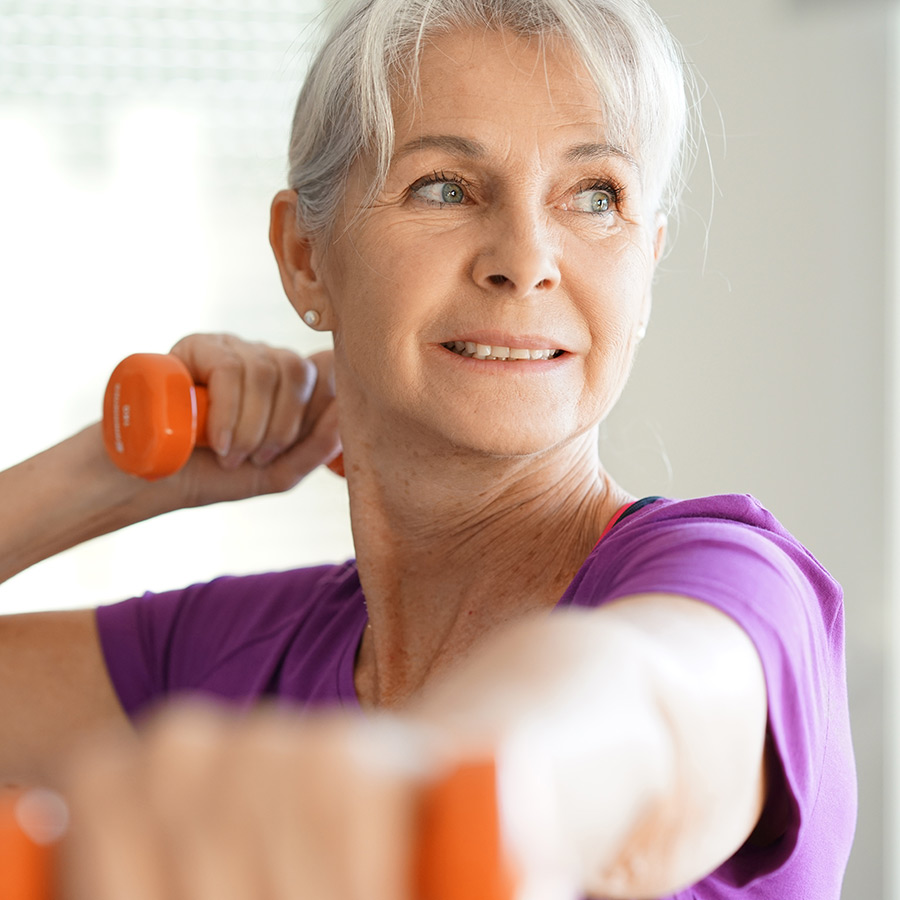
[0,0,855,897]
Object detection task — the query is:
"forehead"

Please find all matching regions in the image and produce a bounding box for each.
[393,27,616,155]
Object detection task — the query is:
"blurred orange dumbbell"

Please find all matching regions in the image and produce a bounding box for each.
[1,763,516,900]
[0,787,68,900]
[416,759,519,900]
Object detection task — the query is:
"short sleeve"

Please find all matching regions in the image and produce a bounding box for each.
[95,563,366,719]
[562,495,856,896]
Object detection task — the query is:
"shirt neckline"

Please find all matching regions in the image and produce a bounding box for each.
[342,497,665,708]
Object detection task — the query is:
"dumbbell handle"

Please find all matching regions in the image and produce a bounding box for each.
[1,761,516,900]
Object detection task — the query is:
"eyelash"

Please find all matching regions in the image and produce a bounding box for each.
[407,171,627,212]
[572,177,626,212]
[408,170,473,206]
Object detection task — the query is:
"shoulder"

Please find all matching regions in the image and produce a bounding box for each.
[567,495,856,894]
[99,561,362,638]
[175,562,362,614]
[568,493,845,701]
[608,493,825,559]
[567,494,841,626]
[95,561,364,716]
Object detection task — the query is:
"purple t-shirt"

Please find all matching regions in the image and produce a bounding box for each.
[95,494,857,898]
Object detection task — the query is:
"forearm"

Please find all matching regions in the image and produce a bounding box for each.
[0,424,183,585]
[412,600,767,899]
[412,612,673,896]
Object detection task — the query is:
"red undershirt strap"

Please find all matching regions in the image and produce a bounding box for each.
[597,496,663,544]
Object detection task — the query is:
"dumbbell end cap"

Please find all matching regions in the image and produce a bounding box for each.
[102,353,199,480]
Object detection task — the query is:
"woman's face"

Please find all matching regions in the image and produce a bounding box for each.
[315,27,665,461]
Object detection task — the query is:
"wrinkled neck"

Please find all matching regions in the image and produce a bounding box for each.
[342,420,629,709]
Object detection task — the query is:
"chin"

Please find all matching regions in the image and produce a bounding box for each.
[426,412,592,463]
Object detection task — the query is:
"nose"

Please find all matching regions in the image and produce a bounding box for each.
[472,203,561,297]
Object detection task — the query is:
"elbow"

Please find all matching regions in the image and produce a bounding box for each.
[580,702,682,900]
[578,616,768,898]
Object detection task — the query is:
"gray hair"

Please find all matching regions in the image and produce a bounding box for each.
[288,0,694,237]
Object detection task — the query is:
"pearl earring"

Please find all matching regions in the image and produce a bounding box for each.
[636,323,647,340]
[303,310,321,328]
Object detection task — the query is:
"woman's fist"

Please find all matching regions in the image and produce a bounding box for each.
[164,334,341,506]
[63,705,422,900]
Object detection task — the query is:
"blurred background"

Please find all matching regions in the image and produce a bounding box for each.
[0,0,892,896]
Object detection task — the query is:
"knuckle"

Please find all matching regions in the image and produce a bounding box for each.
[272,405,305,440]
[169,333,192,352]
[248,353,280,390]
[168,332,203,359]
[216,349,245,372]
[171,332,226,352]
[143,702,228,765]
[279,350,314,385]
[238,711,303,761]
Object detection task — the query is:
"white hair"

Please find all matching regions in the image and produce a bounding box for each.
[288,0,695,236]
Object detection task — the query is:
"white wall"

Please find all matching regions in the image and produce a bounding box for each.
[0,0,356,612]
[611,0,890,896]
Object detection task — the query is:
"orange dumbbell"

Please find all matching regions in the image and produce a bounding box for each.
[415,759,519,900]
[102,353,208,481]
[0,787,68,900]
[1,763,516,900]
[102,353,344,481]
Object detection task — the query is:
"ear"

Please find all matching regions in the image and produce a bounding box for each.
[269,190,334,330]
[652,212,668,265]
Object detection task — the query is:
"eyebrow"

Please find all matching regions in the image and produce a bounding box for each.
[392,134,639,171]
[393,134,489,160]
[565,141,640,171]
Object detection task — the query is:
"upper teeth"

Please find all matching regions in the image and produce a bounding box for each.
[443,341,561,361]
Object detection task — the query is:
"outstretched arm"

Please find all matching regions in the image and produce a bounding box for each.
[63,593,767,900]
[414,594,768,898]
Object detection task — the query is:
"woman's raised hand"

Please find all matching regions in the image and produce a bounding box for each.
[165,333,341,507]
[0,334,337,586]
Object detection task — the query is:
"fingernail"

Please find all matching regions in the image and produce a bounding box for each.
[222,451,246,470]
[215,430,232,458]
[251,445,279,467]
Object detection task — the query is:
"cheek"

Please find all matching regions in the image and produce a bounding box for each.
[566,238,653,401]
[569,236,651,330]
[324,238,402,335]
[323,232,438,389]
[331,223,469,333]
[371,220,472,279]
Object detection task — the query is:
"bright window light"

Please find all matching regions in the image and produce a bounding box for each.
[0,0,354,613]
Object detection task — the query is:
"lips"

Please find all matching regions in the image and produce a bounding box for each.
[441,341,563,361]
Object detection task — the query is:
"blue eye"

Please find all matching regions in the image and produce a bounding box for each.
[571,188,614,214]
[440,183,465,203]
[413,178,467,205]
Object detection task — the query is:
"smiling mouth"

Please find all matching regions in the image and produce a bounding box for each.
[442,341,564,361]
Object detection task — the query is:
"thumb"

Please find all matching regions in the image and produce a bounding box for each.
[299,351,337,443]
[263,398,342,491]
